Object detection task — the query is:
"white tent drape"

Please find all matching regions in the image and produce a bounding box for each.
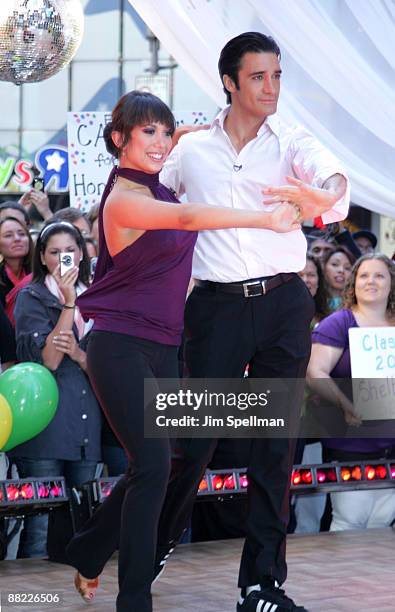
[129,0,395,217]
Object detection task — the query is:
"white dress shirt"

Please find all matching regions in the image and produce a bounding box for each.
[160,108,349,282]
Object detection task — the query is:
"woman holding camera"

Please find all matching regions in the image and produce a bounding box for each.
[10,221,101,558]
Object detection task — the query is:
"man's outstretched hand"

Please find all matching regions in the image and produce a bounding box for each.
[171,124,210,149]
[263,174,347,221]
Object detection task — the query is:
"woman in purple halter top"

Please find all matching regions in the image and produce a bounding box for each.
[66,90,301,612]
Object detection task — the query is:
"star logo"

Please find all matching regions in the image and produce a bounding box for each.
[45,151,66,172]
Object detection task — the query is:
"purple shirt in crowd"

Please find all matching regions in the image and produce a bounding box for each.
[77,167,197,346]
[312,308,394,452]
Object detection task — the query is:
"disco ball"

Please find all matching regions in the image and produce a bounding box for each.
[0,0,84,85]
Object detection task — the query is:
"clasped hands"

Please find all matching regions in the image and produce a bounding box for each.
[53,330,79,359]
[263,176,340,223]
[19,189,52,221]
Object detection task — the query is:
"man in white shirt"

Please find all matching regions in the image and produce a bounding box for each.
[158,32,349,612]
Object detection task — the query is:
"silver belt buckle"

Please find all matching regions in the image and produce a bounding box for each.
[243,280,266,298]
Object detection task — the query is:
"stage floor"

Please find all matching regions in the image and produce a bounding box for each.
[0,528,394,611]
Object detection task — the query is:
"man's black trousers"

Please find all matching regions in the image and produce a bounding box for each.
[157,274,314,587]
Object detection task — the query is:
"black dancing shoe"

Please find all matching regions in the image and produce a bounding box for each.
[237,584,308,612]
[152,542,176,583]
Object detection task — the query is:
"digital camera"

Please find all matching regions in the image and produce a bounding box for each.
[59,252,74,276]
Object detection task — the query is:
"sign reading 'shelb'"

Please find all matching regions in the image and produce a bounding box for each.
[349,327,395,420]
[67,112,114,211]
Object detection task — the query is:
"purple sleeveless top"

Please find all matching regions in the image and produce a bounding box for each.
[76,167,197,346]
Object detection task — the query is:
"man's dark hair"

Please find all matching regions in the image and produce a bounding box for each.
[51,207,87,224]
[218,32,281,104]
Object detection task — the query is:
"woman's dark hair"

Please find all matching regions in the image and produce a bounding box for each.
[343,253,395,316]
[218,32,281,104]
[305,254,331,321]
[321,245,357,270]
[103,90,176,158]
[0,200,30,225]
[33,221,90,285]
[0,217,33,282]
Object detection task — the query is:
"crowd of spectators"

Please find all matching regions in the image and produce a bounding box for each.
[0,190,394,558]
[294,227,395,534]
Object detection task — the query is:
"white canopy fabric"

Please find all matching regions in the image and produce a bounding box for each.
[129,0,395,217]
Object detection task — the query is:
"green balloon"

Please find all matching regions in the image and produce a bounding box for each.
[0,362,59,451]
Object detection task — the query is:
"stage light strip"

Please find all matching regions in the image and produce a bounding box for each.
[0,477,68,512]
[86,460,395,503]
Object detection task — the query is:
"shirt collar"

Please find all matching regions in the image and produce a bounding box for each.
[210,106,229,131]
[211,106,281,138]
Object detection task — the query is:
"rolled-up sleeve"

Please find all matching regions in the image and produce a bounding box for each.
[14,290,52,364]
[290,127,349,224]
[311,311,349,349]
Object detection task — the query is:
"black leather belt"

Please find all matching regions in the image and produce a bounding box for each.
[195,273,296,298]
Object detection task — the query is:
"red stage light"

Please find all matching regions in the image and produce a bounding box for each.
[317,468,337,483]
[365,466,376,480]
[38,483,50,498]
[390,465,395,479]
[375,465,387,480]
[239,474,248,488]
[50,482,64,497]
[224,475,236,489]
[198,478,208,492]
[212,475,224,490]
[6,484,20,501]
[301,469,313,484]
[292,470,301,485]
[351,466,362,480]
[21,483,34,499]
[363,465,387,480]
[5,482,35,501]
[0,478,67,509]
[340,467,351,481]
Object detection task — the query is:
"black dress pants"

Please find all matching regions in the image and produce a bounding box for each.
[66,331,178,612]
[157,274,314,587]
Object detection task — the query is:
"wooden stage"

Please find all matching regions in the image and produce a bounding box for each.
[0,528,394,611]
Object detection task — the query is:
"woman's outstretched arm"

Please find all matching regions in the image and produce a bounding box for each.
[105,187,301,234]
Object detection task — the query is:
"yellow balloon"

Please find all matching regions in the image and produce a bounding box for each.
[0,393,13,450]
